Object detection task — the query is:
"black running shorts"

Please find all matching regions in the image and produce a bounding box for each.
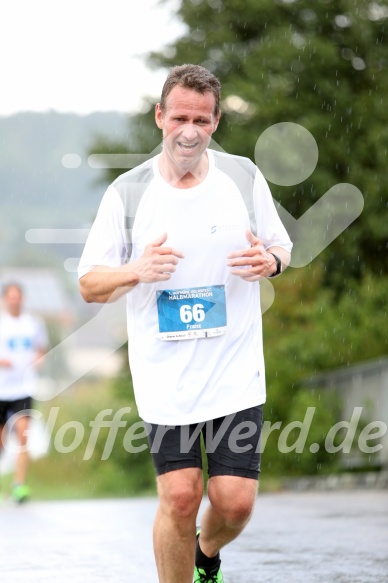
[146,404,263,480]
[0,396,33,426]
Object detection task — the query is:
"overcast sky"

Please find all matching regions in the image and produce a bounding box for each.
[0,0,184,116]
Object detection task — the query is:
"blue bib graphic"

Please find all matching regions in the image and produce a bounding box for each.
[8,337,33,351]
[156,285,227,340]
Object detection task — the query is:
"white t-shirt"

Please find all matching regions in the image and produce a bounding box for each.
[79,150,292,425]
[0,311,48,400]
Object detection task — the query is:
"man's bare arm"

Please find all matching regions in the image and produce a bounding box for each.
[80,265,140,304]
[79,233,184,304]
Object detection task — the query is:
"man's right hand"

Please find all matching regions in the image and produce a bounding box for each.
[79,233,184,304]
[0,359,12,368]
[130,233,184,283]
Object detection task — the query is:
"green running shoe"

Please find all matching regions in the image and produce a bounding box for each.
[193,565,224,583]
[12,484,31,504]
[194,527,224,582]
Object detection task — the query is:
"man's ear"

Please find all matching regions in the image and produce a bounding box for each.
[213,111,221,131]
[155,103,163,129]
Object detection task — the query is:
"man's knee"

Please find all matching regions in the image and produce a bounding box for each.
[168,487,202,520]
[208,476,257,526]
[158,468,204,520]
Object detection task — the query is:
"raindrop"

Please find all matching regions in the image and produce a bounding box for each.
[300,9,317,23]
[368,2,388,21]
[202,59,217,73]
[161,46,176,59]
[352,57,366,71]
[291,33,306,49]
[192,29,205,42]
[207,0,222,9]
[209,48,224,61]
[335,14,352,28]
[222,95,255,116]
[341,48,354,60]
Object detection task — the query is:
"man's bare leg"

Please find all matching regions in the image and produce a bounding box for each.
[198,475,258,558]
[14,415,30,485]
[153,467,204,583]
[0,424,5,450]
[0,423,5,478]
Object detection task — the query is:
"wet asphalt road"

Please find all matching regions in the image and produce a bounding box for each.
[1,491,387,583]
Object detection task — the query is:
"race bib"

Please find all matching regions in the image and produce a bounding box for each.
[156,285,227,340]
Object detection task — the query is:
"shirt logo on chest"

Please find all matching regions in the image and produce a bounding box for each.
[210,224,239,234]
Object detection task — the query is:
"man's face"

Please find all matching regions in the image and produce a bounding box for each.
[155,85,220,175]
[3,286,23,316]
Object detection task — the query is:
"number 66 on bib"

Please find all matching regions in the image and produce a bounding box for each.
[156,285,227,340]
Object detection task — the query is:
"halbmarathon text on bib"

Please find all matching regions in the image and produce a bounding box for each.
[156,285,227,340]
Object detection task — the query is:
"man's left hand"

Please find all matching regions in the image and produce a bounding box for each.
[227,230,277,281]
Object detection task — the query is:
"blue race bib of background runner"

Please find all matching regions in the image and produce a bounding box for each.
[156,285,227,340]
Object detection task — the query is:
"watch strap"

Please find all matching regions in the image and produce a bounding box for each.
[268,253,282,277]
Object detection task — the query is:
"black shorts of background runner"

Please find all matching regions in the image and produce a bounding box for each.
[0,396,33,426]
[146,404,263,480]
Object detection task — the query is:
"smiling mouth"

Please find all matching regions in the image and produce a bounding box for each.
[177,142,199,152]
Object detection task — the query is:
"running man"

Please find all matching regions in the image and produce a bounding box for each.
[0,282,48,503]
[79,64,292,583]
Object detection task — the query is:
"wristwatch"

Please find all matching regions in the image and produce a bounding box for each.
[268,253,282,277]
